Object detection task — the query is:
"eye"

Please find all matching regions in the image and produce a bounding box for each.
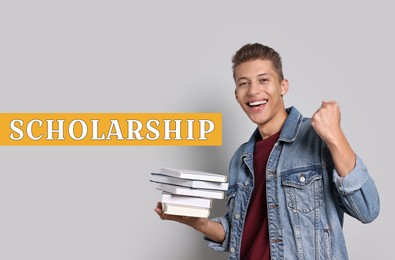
[259,78,269,83]
[238,81,249,87]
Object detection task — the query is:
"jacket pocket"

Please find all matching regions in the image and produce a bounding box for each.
[281,165,324,213]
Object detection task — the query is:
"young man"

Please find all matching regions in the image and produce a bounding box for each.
[155,43,380,259]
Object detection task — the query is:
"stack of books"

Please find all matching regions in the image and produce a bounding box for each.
[150,167,229,218]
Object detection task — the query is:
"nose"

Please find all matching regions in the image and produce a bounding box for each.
[247,81,260,96]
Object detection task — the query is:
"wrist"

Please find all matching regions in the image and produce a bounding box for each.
[323,128,345,147]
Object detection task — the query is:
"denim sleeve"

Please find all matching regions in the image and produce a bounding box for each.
[332,155,380,223]
[204,214,230,252]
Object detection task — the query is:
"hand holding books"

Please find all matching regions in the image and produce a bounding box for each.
[153,167,228,244]
[154,201,210,230]
[151,167,228,218]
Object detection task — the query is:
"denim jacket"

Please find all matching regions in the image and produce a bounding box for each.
[207,106,380,260]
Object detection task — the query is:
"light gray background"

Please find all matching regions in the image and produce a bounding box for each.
[0,1,393,259]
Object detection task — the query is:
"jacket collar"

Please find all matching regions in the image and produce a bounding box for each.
[279,106,303,143]
[242,106,303,157]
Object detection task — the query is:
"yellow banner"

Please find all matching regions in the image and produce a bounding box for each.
[0,113,222,146]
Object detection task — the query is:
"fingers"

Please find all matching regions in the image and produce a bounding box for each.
[311,100,343,144]
[154,202,165,219]
[320,100,339,109]
[154,202,204,226]
[154,202,172,221]
[321,100,336,104]
[313,100,340,120]
[154,202,182,221]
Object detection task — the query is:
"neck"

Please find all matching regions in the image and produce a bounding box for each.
[258,108,287,139]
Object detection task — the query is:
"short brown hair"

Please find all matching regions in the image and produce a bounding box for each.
[232,43,284,82]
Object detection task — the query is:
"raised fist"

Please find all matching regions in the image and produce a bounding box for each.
[311,100,342,144]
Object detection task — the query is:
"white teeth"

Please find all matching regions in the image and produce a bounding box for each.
[249,100,267,106]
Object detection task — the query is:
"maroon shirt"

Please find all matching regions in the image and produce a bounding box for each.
[240,131,280,260]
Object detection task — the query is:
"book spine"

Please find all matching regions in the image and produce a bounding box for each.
[159,168,227,183]
[155,183,224,199]
[161,192,213,208]
[162,203,210,218]
[191,181,229,191]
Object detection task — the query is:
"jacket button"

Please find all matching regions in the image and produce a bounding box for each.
[230,247,235,253]
[234,213,240,219]
[244,180,250,186]
[300,175,306,182]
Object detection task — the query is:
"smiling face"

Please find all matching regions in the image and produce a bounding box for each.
[234,59,289,138]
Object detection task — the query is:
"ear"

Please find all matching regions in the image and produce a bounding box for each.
[280,79,289,96]
[234,89,239,102]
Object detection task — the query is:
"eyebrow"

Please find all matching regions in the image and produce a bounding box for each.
[236,73,269,82]
[236,77,249,82]
[257,73,269,77]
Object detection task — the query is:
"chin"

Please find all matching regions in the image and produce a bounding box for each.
[248,116,267,126]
